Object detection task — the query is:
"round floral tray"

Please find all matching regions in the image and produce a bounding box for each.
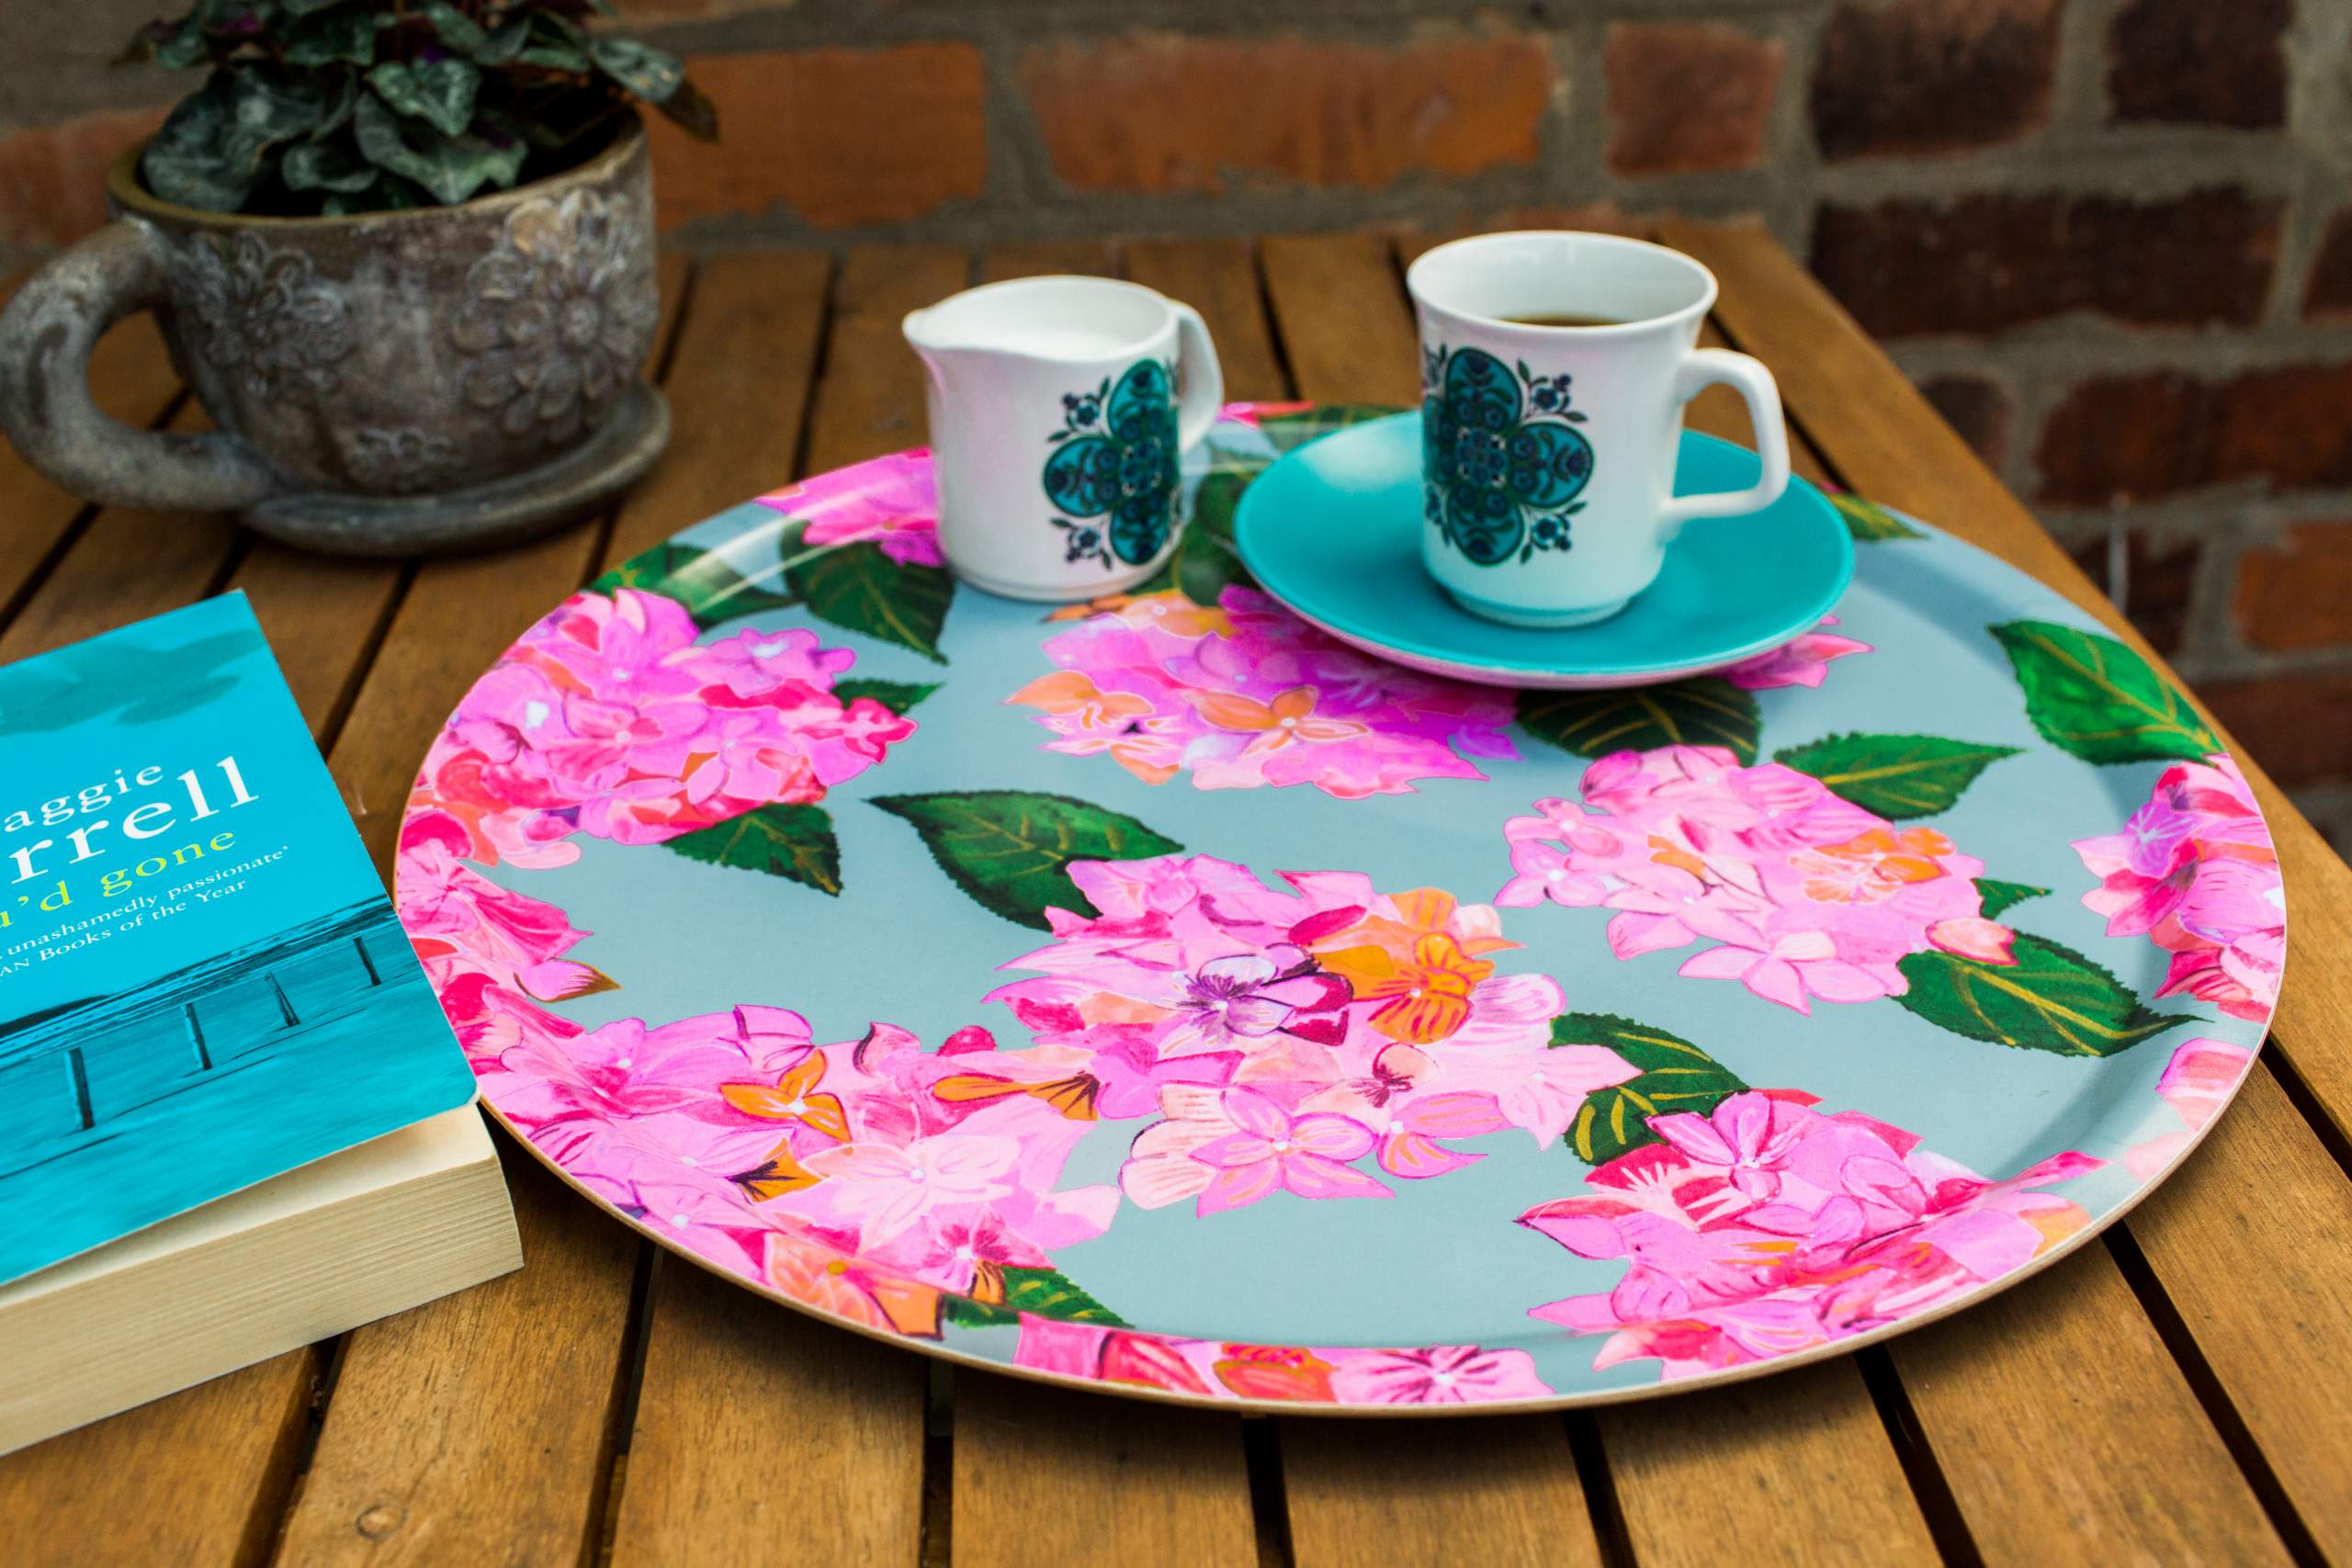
[398,404,2283,1413]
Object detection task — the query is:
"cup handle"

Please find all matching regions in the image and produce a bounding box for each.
[1170,302,1226,450]
[1657,347,1789,540]
[0,218,282,513]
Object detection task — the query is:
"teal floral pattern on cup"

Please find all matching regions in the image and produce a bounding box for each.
[1044,359,1180,570]
[1422,344,1595,566]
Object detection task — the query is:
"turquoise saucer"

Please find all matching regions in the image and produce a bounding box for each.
[1233,414,1855,690]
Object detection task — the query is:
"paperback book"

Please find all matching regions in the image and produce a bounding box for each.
[0,592,518,1452]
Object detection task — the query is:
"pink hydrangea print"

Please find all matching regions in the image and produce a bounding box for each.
[2073,754,2283,1022]
[1521,1089,2099,1380]
[990,853,1636,1213]
[755,449,944,568]
[478,1006,1120,1296]
[1010,587,1519,798]
[1722,615,1872,692]
[2125,1037,2257,1179]
[403,587,915,868]
[1495,746,2015,1012]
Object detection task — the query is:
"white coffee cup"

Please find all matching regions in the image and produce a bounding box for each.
[904,276,1225,602]
[1406,231,1791,628]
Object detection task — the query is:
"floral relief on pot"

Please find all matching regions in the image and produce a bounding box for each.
[451,188,660,449]
[165,231,356,405]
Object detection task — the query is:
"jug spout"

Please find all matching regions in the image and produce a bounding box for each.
[902,305,986,389]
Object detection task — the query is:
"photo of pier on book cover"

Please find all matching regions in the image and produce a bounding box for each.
[0,593,475,1283]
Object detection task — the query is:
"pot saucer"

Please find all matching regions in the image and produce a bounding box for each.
[242,382,671,558]
[1232,413,1853,691]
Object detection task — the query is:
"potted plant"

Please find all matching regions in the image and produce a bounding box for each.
[0,0,716,556]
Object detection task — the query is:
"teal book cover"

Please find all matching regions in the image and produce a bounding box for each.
[0,592,476,1283]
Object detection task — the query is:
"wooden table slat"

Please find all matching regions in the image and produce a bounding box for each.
[266,254,695,1566]
[0,1344,321,1568]
[806,247,971,474]
[0,291,187,621]
[1663,218,2317,1564]
[1279,1416,1601,1568]
[2129,1063,2352,1564]
[609,1259,928,1567]
[1260,234,1421,409]
[952,1374,1260,1568]
[602,245,933,1564]
[1892,1250,2291,1565]
[1598,1361,1941,1568]
[604,250,831,569]
[1125,239,1290,405]
[979,238,1121,284]
[229,548,410,747]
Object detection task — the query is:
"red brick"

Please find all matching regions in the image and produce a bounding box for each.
[2037,363,2352,504]
[2036,372,2207,504]
[2235,523,2352,651]
[2064,533,2200,656]
[0,106,168,252]
[1920,373,2012,468]
[2303,210,2352,320]
[1018,28,1550,195]
[1812,0,2060,161]
[2109,0,2289,128]
[1604,23,1783,177]
[644,46,986,230]
[1810,188,2281,337]
[2200,670,2352,787]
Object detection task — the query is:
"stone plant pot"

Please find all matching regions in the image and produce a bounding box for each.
[0,115,668,557]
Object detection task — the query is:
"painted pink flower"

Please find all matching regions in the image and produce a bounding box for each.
[1012,587,1518,799]
[407,587,915,866]
[1521,1089,2099,1380]
[2126,1036,2257,1179]
[1324,1345,1551,1405]
[1185,1087,1391,1214]
[757,448,945,567]
[1497,748,2014,1012]
[2074,754,2282,1022]
[800,1134,1023,1246]
[996,855,1631,1198]
[1723,615,1872,691]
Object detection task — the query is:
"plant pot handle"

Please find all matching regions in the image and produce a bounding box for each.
[0,218,281,513]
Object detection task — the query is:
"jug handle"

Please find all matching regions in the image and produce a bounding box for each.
[0,218,282,513]
[1170,303,1226,450]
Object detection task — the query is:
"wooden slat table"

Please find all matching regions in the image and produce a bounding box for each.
[2,221,2346,1568]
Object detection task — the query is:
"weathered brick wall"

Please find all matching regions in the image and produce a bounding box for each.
[3,0,2348,835]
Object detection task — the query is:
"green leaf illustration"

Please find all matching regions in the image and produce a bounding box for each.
[831,678,939,715]
[1192,468,1247,545]
[1894,933,2188,1055]
[1138,479,1258,608]
[871,791,1182,930]
[944,1266,1131,1329]
[1989,619,2219,764]
[1973,878,2050,919]
[666,804,842,896]
[1773,732,2020,818]
[591,539,795,630]
[1519,679,1760,765]
[1830,491,1925,542]
[1551,1012,1749,1166]
[787,540,954,665]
